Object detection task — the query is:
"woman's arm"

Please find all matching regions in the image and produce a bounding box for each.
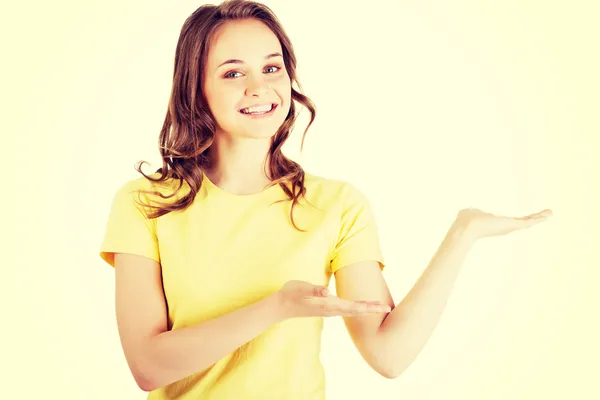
[114,253,285,392]
[114,253,384,392]
[335,208,552,378]
[375,220,475,377]
[378,209,551,377]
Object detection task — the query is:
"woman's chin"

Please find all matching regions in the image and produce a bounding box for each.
[240,130,280,140]
[236,122,286,139]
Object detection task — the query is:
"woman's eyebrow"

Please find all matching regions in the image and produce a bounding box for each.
[217,52,283,68]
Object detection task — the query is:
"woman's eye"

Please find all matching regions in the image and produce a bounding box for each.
[224,71,242,79]
[264,65,280,74]
[224,65,281,79]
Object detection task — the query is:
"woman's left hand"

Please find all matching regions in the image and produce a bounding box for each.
[456,207,553,241]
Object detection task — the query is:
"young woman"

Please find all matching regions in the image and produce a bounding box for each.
[99,1,552,398]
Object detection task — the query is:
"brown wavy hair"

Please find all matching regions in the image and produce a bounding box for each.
[133,0,316,231]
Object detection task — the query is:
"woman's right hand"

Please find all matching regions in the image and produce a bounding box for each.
[275,280,392,319]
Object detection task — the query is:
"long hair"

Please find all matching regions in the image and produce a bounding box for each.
[133,0,316,231]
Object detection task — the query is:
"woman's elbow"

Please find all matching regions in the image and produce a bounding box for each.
[133,369,158,392]
[128,357,159,392]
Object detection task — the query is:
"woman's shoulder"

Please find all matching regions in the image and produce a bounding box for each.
[302,171,368,210]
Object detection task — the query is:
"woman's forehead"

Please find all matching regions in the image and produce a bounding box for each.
[206,20,282,68]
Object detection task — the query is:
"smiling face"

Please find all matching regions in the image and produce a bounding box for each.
[203,19,292,140]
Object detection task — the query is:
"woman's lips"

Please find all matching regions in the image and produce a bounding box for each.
[239,104,278,118]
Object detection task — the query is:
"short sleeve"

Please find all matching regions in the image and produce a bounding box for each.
[329,183,385,274]
[99,180,160,268]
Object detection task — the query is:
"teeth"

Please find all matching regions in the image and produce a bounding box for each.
[241,104,273,114]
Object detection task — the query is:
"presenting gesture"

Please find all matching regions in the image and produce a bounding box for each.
[456,207,553,240]
[275,280,391,319]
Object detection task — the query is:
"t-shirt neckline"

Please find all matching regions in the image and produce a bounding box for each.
[201,172,282,200]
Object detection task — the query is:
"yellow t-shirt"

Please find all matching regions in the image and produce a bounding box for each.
[99,171,385,400]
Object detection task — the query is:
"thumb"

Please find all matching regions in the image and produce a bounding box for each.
[313,285,329,297]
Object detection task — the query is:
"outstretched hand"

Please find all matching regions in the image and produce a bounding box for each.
[456,207,553,240]
[276,280,391,320]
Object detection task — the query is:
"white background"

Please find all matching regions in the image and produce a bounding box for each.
[2,1,598,399]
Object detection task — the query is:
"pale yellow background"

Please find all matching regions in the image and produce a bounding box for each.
[3,0,598,399]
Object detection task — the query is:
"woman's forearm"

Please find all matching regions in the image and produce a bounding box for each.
[138,294,285,391]
[377,220,476,377]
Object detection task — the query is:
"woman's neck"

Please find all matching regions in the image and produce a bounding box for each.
[204,134,273,195]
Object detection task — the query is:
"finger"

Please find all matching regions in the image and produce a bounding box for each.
[319,297,390,316]
[359,300,390,308]
[533,209,553,219]
[517,209,553,220]
[340,300,391,315]
[321,298,360,316]
[363,301,392,312]
[349,304,391,316]
[507,217,540,231]
[312,286,329,297]
[516,211,552,226]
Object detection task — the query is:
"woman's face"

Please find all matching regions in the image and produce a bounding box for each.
[203,19,292,140]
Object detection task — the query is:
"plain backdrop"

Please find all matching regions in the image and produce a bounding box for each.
[2,0,599,399]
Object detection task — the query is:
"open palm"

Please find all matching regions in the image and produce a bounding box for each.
[457,207,553,240]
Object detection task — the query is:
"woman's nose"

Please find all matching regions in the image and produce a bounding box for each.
[245,78,271,96]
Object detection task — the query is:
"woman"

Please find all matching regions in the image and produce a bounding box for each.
[99,1,552,399]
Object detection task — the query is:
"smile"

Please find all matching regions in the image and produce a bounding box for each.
[239,104,278,118]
